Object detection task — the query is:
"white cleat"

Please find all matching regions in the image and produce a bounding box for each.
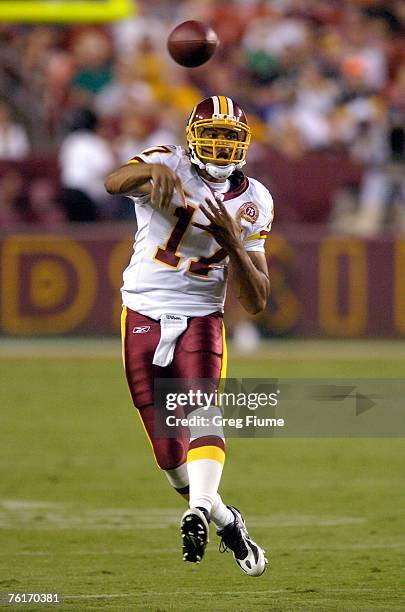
[217,506,268,577]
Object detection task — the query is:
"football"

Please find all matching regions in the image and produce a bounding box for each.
[167,20,218,68]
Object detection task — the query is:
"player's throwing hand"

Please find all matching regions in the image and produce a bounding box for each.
[150,164,186,210]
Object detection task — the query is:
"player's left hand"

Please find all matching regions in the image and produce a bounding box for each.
[193,196,243,251]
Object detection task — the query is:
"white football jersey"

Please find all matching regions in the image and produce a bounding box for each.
[121,145,274,319]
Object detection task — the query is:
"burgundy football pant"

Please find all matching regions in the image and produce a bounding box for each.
[121,307,226,470]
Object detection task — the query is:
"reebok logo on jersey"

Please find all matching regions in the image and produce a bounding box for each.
[166,315,181,320]
[133,326,151,334]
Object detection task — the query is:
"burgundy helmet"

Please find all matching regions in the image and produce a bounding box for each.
[186,96,251,178]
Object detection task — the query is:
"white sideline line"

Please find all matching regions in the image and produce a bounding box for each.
[1,542,404,556]
[65,591,288,600]
[0,521,366,530]
[64,585,399,600]
[0,500,367,530]
[64,588,400,600]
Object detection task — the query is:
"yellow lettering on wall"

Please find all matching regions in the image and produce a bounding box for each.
[394,239,405,334]
[260,235,300,333]
[319,237,367,336]
[30,260,68,310]
[1,235,97,334]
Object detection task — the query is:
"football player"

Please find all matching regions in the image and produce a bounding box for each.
[105,96,273,576]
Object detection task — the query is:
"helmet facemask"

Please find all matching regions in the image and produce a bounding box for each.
[187,115,251,179]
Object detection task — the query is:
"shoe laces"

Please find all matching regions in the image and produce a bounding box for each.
[219,538,228,554]
[218,521,248,559]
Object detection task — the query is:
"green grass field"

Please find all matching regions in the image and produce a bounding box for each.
[1,340,404,611]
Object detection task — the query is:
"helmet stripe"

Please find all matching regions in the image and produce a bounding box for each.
[218,95,228,115]
[227,97,234,117]
[212,96,220,115]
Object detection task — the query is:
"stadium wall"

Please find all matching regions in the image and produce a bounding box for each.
[0,227,403,338]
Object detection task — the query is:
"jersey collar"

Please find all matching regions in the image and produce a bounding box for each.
[223,170,249,201]
[195,167,249,201]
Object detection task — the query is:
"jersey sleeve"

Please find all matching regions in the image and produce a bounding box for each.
[125,145,179,205]
[243,183,274,253]
[127,145,178,168]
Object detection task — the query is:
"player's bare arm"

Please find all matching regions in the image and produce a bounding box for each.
[193,196,270,315]
[104,162,186,210]
[231,250,270,315]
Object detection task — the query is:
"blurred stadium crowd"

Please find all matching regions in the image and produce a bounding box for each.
[0,0,404,233]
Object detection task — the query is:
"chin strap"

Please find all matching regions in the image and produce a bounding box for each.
[189,150,245,179]
[205,163,236,180]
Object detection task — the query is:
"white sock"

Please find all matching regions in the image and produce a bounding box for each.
[164,463,188,489]
[187,448,225,515]
[211,493,234,529]
[165,462,233,528]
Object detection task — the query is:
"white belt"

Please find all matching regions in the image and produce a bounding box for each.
[152,314,188,367]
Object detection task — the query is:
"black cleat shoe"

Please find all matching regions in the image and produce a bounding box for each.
[180,507,210,564]
[217,506,268,576]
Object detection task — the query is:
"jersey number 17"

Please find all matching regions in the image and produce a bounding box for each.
[153,205,227,277]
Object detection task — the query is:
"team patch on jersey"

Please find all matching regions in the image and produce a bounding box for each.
[239,201,259,224]
[133,326,151,334]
